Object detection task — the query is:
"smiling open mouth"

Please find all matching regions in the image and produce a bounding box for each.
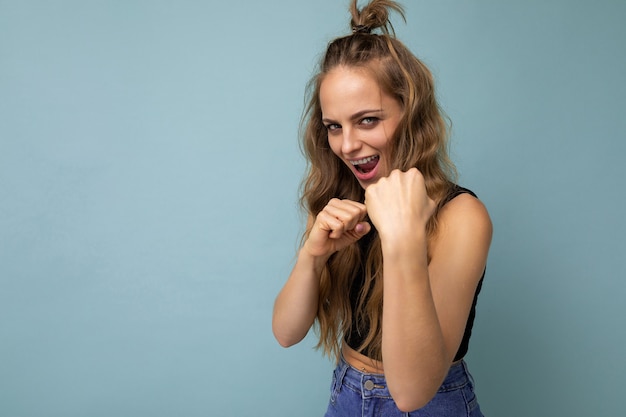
[351,155,379,174]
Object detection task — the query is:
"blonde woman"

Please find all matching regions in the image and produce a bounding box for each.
[273,1,492,415]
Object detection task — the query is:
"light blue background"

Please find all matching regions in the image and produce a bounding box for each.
[1,1,624,416]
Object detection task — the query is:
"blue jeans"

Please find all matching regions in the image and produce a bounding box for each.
[324,356,484,417]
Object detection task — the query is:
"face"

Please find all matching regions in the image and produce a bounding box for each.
[319,66,402,189]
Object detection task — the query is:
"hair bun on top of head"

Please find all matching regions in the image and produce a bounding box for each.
[352,24,372,34]
[350,0,405,35]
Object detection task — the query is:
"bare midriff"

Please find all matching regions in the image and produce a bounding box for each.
[342,343,385,374]
[342,343,463,375]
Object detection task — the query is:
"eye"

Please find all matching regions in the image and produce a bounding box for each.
[360,117,379,127]
[325,123,341,132]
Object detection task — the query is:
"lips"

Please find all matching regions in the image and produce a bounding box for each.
[350,155,379,173]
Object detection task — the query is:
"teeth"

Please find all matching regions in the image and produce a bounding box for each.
[350,155,378,165]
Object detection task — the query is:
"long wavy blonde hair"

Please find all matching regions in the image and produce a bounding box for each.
[300,0,457,362]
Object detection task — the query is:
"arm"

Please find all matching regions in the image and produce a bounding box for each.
[271,234,326,348]
[365,169,492,412]
[272,199,371,347]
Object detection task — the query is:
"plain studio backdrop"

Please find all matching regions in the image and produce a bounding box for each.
[1,1,624,416]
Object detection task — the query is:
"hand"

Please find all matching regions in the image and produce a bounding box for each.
[364,168,436,241]
[303,198,371,258]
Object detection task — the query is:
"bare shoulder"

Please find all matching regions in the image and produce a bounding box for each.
[437,192,492,239]
[429,192,492,279]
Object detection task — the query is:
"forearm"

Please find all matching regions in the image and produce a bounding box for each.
[380,236,449,411]
[272,248,328,347]
[273,199,370,348]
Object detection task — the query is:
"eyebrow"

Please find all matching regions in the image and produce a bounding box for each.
[322,109,384,124]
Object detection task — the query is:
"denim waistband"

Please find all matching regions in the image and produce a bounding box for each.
[333,355,473,399]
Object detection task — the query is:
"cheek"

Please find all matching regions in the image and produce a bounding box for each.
[371,130,393,152]
[373,131,393,163]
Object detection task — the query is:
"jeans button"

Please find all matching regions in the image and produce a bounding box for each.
[364,380,374,390]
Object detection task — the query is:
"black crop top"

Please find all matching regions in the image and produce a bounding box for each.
[345,186,485,362]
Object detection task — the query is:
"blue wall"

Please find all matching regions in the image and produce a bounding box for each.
[1,1,624,416]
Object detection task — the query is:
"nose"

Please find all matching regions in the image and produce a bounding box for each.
[341,128,362,155]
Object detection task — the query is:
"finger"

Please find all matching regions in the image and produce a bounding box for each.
[354,221,371,236]
[323,203,366,234]
[315,210,346,237]
[328,198,368,221]
[326,198,367,215]
[338,221,371,245]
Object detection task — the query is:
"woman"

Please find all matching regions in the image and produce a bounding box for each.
[272,1,492,415]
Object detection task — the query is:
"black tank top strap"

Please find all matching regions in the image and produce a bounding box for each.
[440,184,477,207]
